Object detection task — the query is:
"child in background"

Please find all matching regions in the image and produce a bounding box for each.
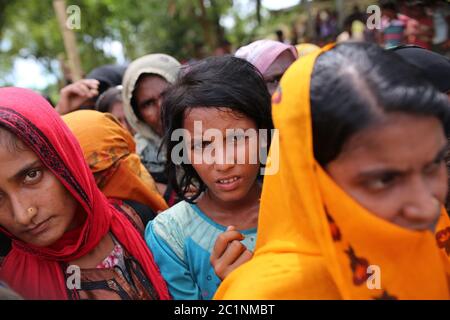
[145,56,273,299]
[404,1,434,50]
[379,0,405,49]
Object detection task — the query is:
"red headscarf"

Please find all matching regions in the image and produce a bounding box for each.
[0,87,170,300]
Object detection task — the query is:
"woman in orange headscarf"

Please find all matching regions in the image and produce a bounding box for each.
[215,42,450,299]
[63,110,168,222]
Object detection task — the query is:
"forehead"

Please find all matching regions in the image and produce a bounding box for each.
[264,50,296,77]
[0,132,39,179]
[136,74,168,94]
[335,113,446,169]
[0,127,28,154]
[109,102,125,116]
[183,107,256,133]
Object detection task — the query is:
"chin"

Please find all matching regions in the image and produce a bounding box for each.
[28,236,59,248]
[215,190,249,203]
[26,229,64,248]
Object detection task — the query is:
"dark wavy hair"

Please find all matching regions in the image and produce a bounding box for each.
[310,42,450,167]
[161,56,273,202]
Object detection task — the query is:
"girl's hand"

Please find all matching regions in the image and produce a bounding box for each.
[56,79,99,115]
[210,226,253,280]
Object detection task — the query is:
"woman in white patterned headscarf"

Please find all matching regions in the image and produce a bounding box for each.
[122,54,181,198]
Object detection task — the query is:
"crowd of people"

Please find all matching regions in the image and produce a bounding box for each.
[316,0,449,55]
[0,0,450,301]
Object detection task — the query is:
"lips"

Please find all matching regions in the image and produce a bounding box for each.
[26,217,52,236]
[217,176,239,184]
[215,176,242,191]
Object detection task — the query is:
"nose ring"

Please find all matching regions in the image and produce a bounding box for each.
[27,207,37,215]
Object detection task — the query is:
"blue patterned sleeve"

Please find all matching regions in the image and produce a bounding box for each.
[145,217,202,300]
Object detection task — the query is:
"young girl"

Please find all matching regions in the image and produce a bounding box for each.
[215,43,450,299]
[145,56,273,299]
[0,87,170,300]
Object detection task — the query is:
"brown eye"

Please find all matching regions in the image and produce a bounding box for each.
[24,169,43,184]
[192,141,211,151]
[424,158,445,175]
[266,75,282,85]
[230,135,243,143]
[366,173,398,191]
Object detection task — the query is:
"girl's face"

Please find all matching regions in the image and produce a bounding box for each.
[326,113,448,232]
[0,131,79,247]
[183,107,261,203]
[263,50,296,95]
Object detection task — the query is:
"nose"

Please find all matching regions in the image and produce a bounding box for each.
[156,96,163,112]
[267,83,277,96]
[214,161,235,172]
[155,98,164,136]
[213,144,236,172]
[10,196,37,226]
[402,178,441,228]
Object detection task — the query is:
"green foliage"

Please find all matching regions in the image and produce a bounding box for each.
[0,0,236,72]
[0,0,306,94]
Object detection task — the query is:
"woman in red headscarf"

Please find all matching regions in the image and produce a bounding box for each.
[0,87,170,300]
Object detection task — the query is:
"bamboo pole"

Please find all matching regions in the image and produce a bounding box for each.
[197,0,216,53]
[53,0,83,82]
[304,0,315,41]
[336,0,344,29]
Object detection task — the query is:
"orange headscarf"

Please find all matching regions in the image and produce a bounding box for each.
[63,110,168,213]
[214,44,450,300]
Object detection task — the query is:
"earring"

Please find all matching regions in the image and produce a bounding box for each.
[27,207,37,215]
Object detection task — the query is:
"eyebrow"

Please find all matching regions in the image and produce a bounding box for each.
[138,97,158,108]
[357,143,449,180]
[357,168,402,181]
[9,160,41,182]
[264,73,283,82]
[432,143,449,163]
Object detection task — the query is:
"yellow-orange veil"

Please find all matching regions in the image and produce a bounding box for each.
[214,44,450,300]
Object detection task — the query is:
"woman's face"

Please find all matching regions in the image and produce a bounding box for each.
[134,74,169,136]
[326,113,448,232]
[263,50,296,95]
[0,131,79,247]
